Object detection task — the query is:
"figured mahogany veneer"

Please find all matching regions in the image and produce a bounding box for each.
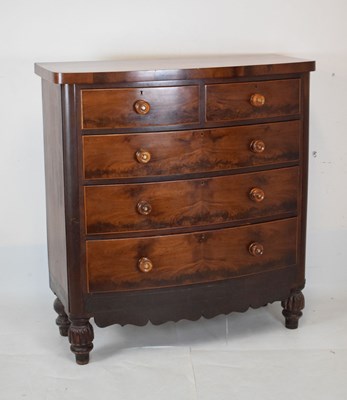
[84,167,299,234]
[35,55,315,364]
[87,218,298,292]
[82,121,300,180]
[206,79,301,122]
[81,86,199,130]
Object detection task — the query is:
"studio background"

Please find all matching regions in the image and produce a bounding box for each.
[1,1,346,399]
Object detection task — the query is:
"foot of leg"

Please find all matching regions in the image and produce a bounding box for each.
[281,290,305,329]
[53,297,70,337]
[68,318,94,365]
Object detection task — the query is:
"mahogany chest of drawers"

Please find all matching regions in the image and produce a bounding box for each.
[35,55,315,364]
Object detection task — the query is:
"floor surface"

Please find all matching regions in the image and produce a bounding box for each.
[1,246,346,399]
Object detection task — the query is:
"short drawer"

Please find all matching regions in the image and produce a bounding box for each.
[84,167,299,234]
[81,85,199,130]
[206,79,300,123]
[86,218,298,292]
[83,121,300,180]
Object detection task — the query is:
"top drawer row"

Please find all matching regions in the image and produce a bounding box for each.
[81,79,301,130]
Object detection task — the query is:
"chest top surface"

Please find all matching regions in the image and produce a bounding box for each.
[35,54,315,84]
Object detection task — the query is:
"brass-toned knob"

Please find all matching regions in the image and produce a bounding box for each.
[250,140,265,153]
[250,93,265,107]
[249,242,264,256]
[249,188,265,202]
[135,149,151,164]
[137,200,152,215]
[134,100,150,115]
[138,257,153,273]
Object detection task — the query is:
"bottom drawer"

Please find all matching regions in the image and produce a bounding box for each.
[87,218,297,293]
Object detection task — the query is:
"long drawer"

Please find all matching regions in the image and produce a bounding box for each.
[86,218,298,292]
[82,121,300,180]
[84,167,299,234]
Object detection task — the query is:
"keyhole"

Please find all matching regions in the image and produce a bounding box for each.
[140,90,143,95]
[199,234,207,243]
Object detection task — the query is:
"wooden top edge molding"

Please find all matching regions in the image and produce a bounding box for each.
[35,54,316,84]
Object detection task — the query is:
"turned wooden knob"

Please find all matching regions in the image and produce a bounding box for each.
[138,257,153,273]
[137,200,152,215]
[250,93,265,107]
[250,139,265,153]
[249,188,265,202]
[249,242,264,256]
[135,149,151,164]
[134,100,150,115]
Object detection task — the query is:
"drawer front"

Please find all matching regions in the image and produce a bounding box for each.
[87,218,298,292]
[206,79,300,123]
[84,167,299,234]
[81,86,199,130]
[83,121,300,180]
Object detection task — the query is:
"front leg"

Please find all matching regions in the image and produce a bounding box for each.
[281,290,305,329]
[68,318,94,365]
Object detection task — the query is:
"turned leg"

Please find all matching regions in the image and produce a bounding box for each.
[53,297,70,337]
[68,318,94,365]
[281,290,305,329]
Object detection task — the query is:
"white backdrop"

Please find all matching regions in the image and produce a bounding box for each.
[1,0,346,282]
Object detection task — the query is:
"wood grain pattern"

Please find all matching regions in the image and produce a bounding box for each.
[81,86,199,129]
[83,121,300,180]
[34,55,315,84]
[36,56,314,363]
[206,79,300,122]
[86,218,298,293]
[84,167,299,234]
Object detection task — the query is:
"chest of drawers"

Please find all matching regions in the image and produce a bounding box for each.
[35,55,315,364]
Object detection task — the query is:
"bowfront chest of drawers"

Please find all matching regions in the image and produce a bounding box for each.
[35,55,315,364]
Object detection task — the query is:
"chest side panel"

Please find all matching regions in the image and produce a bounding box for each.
[41,80,68,304]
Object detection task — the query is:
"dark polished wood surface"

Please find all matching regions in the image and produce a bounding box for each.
[206,79,300,122]
[36,55,315,363]
[81,86,199,129]
[41,80,68,306]
[91,267,298,326]
[87,218,297,292]
[35,54,315,84]
[84,167,299,234]
[82,121,300,180]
